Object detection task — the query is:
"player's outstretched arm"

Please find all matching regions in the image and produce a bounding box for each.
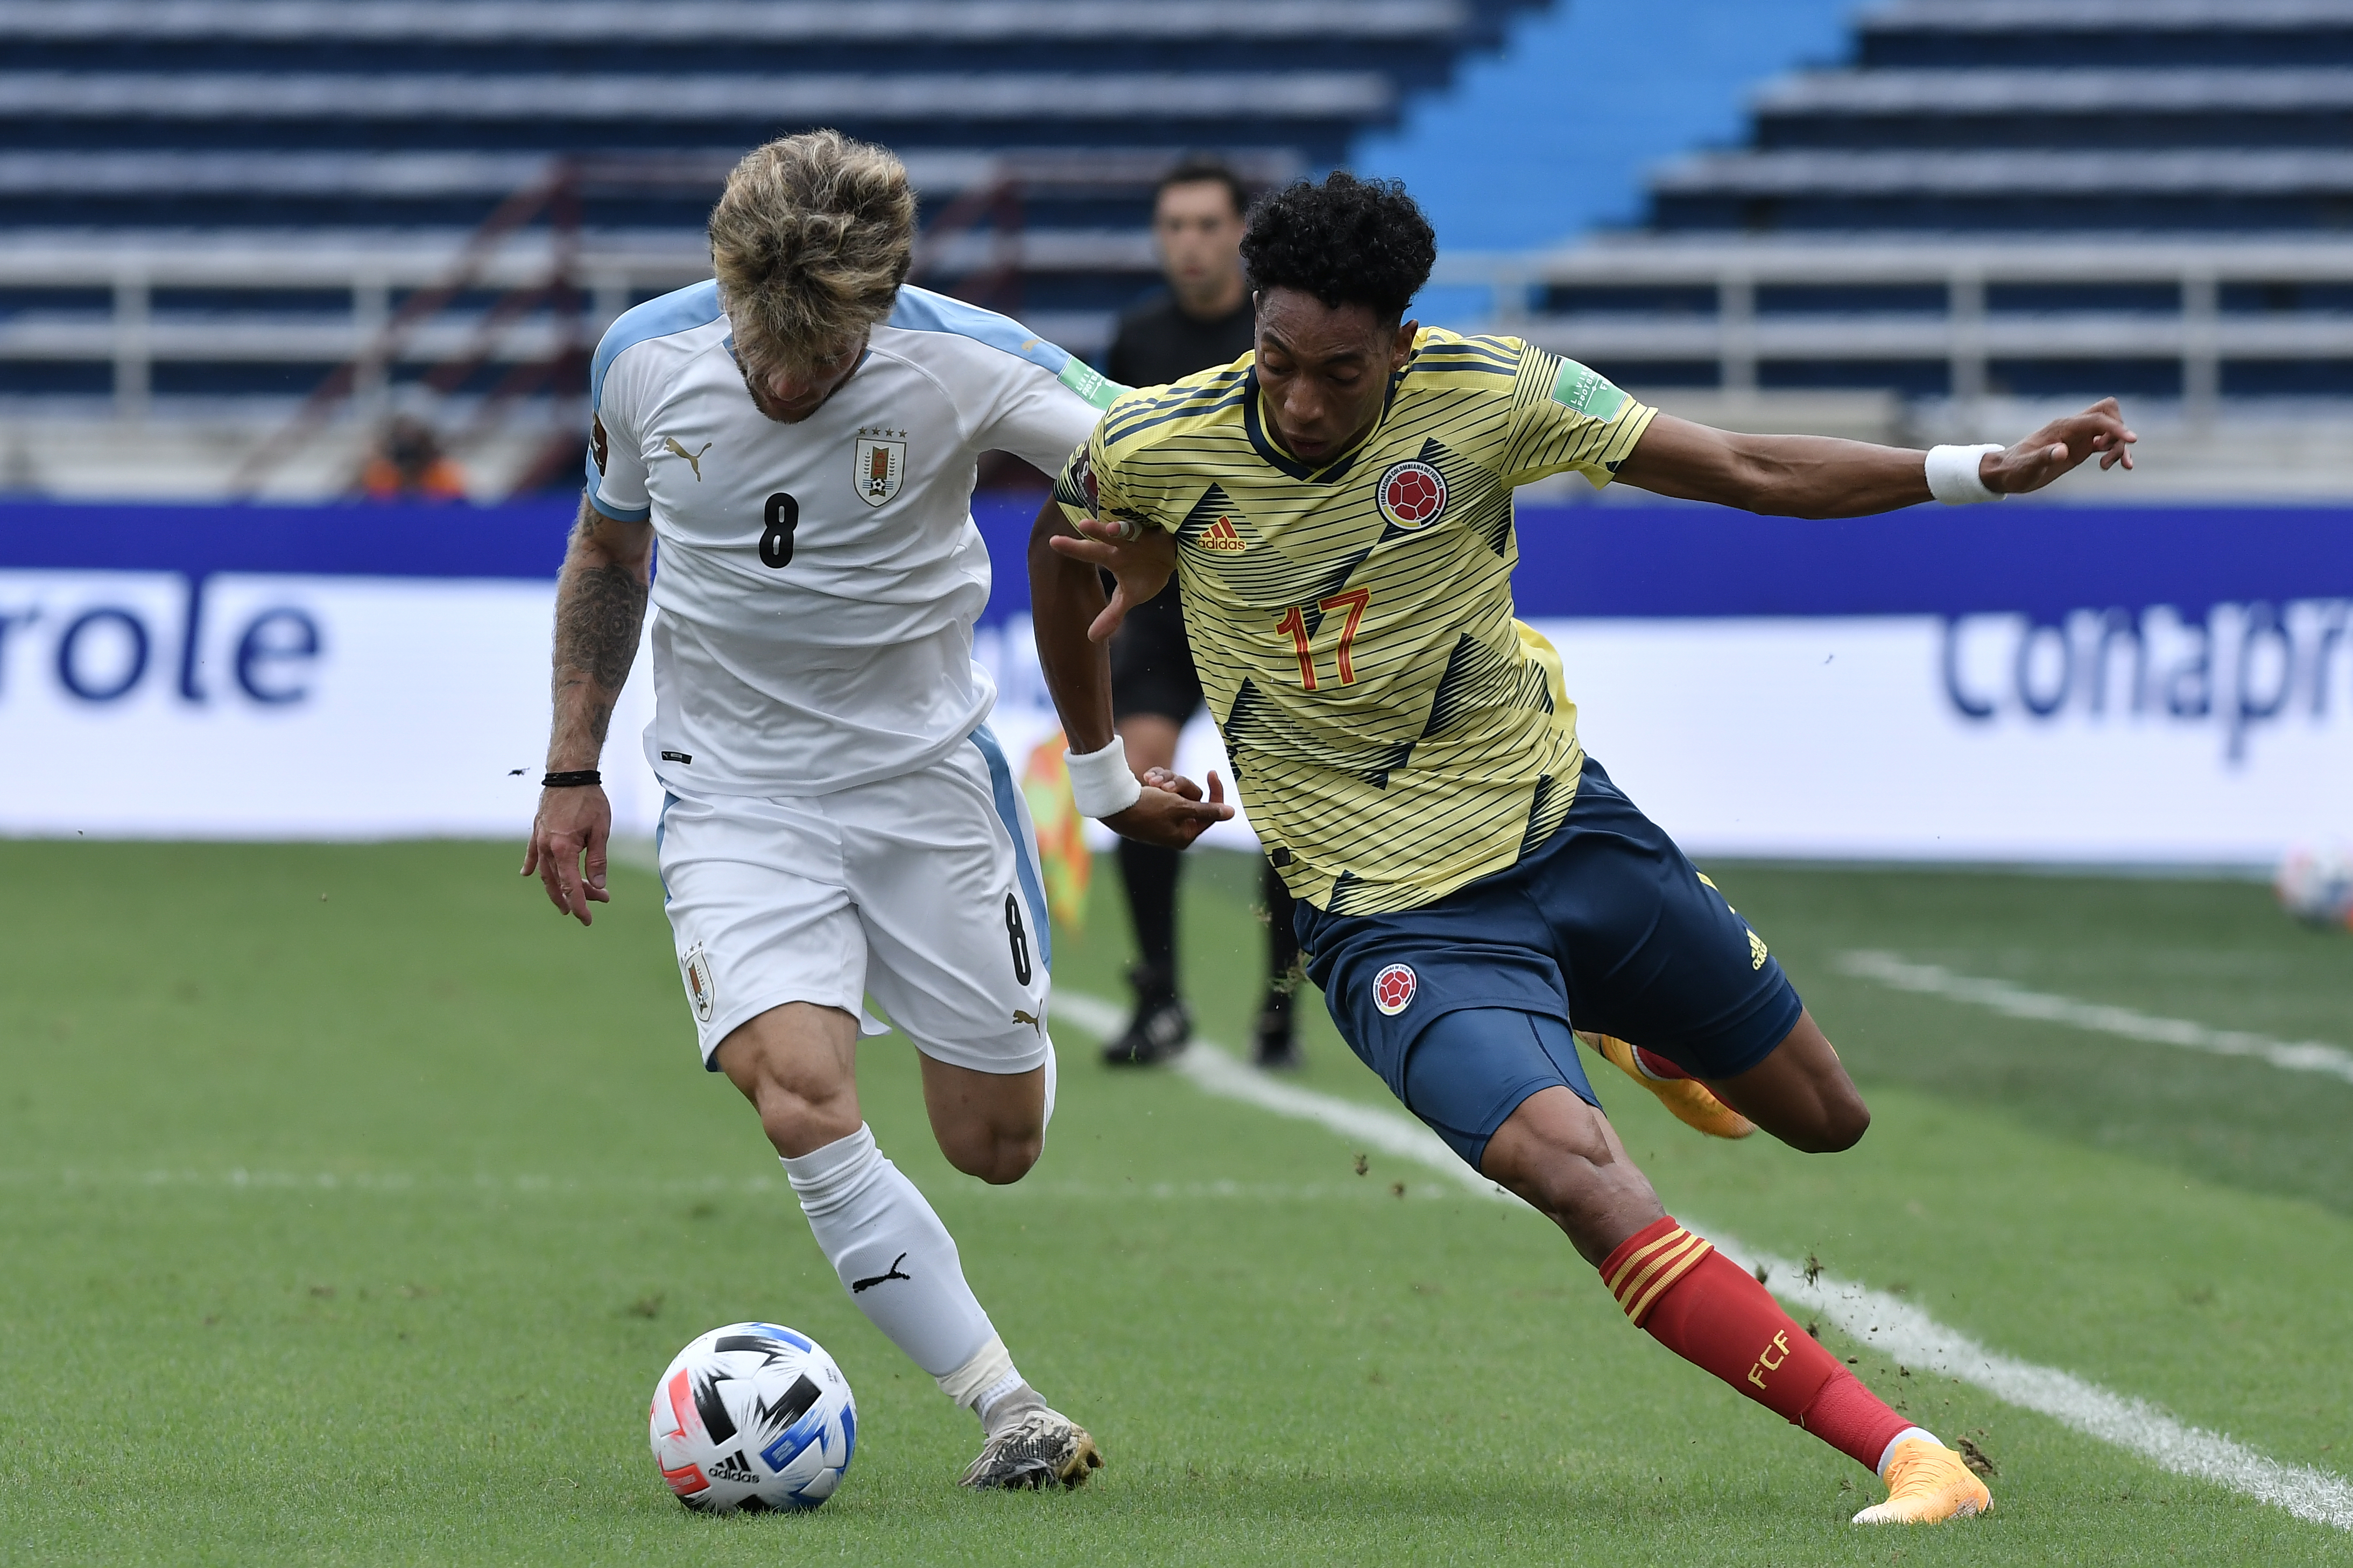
[1611,397,2136,519]
[523,494,652,925]
[1026,496,1232,850]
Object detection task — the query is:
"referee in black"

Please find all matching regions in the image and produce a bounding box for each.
[1098,157,1302,1070]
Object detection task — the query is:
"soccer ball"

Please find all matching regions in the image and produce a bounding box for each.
[649,1323,856,1512]
[2274,845,2353,929]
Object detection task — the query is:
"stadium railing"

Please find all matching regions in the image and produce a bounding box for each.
[1439,235,2353,420]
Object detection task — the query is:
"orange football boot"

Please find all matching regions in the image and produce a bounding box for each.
[1851,1438,1993,1524]
[1576,1030,1756,1140]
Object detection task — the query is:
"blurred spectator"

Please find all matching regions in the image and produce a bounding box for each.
[1106,157,1254,391]
[360,416,468,501]
[1094,157,1307,1073]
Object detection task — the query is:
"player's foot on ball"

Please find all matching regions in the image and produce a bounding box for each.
[1252,987,1302,1070]
[958,1409,1103,1491]
[1851,1438,1993,1524]
[1104,971,1190,1066]
[1576,1030,1756,1140]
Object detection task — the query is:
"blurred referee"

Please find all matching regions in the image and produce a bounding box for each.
[1099,157,1302,1070]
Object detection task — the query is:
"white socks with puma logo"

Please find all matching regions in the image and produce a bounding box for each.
[783,1122,1015,1412]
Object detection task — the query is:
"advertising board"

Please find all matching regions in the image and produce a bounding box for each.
[3,496,2345,864]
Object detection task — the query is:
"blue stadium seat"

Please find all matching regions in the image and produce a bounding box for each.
[0,0,1547,410]
[1491,0,2353,406]
[1651,1,2353,232]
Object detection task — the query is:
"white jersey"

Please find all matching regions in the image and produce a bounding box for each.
[585,281,1119,796]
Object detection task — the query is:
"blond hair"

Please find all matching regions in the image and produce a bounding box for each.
[708,130,917,366]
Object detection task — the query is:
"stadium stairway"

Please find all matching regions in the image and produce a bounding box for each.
[1652,1,2353,234]
[1418,0,2353,491]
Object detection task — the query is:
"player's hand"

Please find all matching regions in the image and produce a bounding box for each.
[1105,767,1235,850]
[1982,398,2137,494]
[1046,518,1176,641]
[522,784,613,926]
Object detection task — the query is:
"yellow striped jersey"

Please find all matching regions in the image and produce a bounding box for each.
[1055,328,1657,915]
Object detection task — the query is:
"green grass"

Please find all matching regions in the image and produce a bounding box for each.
[2,839,2350,1565]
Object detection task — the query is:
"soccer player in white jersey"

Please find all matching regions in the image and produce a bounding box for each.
[522,131,1121,1491]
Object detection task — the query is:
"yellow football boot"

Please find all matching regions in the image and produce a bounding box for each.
[1851,1438,1993,1524]
[1576,1030,1756,1140]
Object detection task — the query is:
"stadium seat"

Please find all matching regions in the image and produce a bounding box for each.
[0,0,1545,419]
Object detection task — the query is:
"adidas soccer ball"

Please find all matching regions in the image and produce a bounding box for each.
[2275,845,2353,929]
[649,1323,856,1512]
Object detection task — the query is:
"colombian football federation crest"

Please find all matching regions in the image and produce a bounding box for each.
[853,428,906,507]
[1376,459,1448,529]
[1371,962,1418,1017]
[681,942,715,1025]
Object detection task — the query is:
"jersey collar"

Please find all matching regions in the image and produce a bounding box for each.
[1241,363,1403,484]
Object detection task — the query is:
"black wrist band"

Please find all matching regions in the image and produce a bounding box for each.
[540,770,602,788]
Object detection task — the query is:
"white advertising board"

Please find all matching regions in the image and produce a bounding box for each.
[4,498,2349,864]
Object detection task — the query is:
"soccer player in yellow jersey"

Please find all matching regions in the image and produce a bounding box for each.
[1030,173,2138,1525]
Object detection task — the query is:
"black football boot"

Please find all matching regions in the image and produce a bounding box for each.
[1103,964,1192,1066]
[1251,985,1302,1070]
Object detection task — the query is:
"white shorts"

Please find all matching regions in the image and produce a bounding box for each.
[655,725,1054,1076]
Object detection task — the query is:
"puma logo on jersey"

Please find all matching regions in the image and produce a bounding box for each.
[663,437,713,480]
[1197,517,1247,553]
[1012,1008,1041,1034]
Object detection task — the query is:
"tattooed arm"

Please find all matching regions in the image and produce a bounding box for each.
[523,494,653,926]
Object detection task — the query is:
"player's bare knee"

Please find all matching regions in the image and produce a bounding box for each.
[748,1079,861,1160]
[939,1122,1041,1185]
[725,1048,860,1157]
[1809,1096,1870,1154]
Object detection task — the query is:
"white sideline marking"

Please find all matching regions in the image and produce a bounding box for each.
[1054,993,1503,1202]
[0,1168,1455,1206]
[1836,950,2353,1087]
[1056,990,2353,1532]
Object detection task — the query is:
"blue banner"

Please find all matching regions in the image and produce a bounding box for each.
[4,496,2347,623]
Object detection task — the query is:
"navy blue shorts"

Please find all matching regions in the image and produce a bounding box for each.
[1297,757,1802,1169]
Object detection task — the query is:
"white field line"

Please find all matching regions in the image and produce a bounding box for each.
[1836,950,2353,1087]
[1054,992,1504,1202]
[0,1169,1455,1206]
[1055,990,2353,1532]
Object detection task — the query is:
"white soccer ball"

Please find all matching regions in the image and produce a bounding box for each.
[648,1323,856,1513]
[2275,845,2353,929]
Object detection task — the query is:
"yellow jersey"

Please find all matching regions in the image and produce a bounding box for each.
[1056,329,1657,916]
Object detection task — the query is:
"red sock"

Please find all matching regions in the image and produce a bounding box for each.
[1600,1217,1913,1473]
[1631,1044,1690,1081]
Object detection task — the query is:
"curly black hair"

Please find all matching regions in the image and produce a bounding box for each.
[1239,171,1436,321]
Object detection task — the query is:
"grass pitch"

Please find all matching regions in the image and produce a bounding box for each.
[2,838,2350,1565]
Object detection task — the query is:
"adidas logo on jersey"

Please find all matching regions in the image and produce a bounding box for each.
[707,1450,760,1485]
[1197,517,1247,553]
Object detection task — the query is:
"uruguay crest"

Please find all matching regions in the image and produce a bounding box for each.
[853,429,906,507]
[681,942,715,1025]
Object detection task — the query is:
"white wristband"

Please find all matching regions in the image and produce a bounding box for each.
[1064,734,1143,819]
[1925,443,2006,505]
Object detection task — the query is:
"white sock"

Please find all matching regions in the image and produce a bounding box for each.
[973,1368,1047,1436]
[781,1124,1002,1397]
[1877,1426,1940,1478]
